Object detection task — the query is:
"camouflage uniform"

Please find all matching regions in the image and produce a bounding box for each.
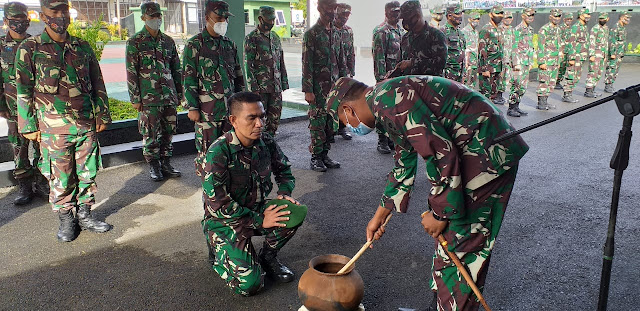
[557,16,574,86]
[336,15,355,78]
[302,20,340,157]
[498,13,514,94]
[182,3,244,167]
[126,26,183,163]
[536,13,562,97]
[372,21,402,82]
[461,14,479,88]
[398,24,447,77]
[585,13,609,92]
[244,7,289,137]
[478,17,503,101]
[16,30,111,211]
[561,10,590,94]
[200,129,297,296]
[604,15,629,90]
[429,6,444,29]
[327,76,529,311]
[508,12,535,111]
[440,10,466,82]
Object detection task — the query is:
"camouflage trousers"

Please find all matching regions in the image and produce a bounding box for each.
[498,63,512,93]
[508,66,531,105]
[479,72,501,100]
[429,165,518,311]
[462,66,478,89]
[557,53,570,84]
[138,105,177,163]
[444,66,464,83]
[194,118,231,179]
[6,117,41,179]
[561,56,586,92]
[536,64,559,97]
[585,56,606,89]
[308,93,333,156]
[604,56,623,85]
[40,132,101,211]
[202,211,298,296]
[258,92,283,137]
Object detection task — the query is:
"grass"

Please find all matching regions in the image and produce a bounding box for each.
[108,98,186,121]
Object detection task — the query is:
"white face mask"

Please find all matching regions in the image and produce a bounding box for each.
[145,18,162,31]
[213,21,228,36]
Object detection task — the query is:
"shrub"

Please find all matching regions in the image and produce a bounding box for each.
[68,14,112,61]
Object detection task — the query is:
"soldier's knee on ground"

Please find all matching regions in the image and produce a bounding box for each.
[235,268,264,297]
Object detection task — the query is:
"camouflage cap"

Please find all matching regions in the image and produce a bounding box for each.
[578,8,590,15]
[446,4,462,15]
[564,12,575,19]
[550,8,563,17]
[326,77,360,132]
[621,11,632,18]
[4,2,28,18]
[39,0,68,9]
[504,11,513,18]
[599,12,609,19]
[522,7,535,16]
[468,12,480,20]
[259,5,275,19]
[205,0,234,17]
[430,5,444,15]
[400,0,421,15]
[490,4,504,14]
[140,1,161,16]
[337,3,351,14]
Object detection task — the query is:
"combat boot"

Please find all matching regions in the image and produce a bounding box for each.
[149,159,164,181]
[321,151,341,169]
[161,157,181,178]
[310,155,327,172]
[377,134,391,154]
[584,88,602,98]
[562,91,579,103]
[554,82,563,90]
[515,106,528,116]
[259,246,295,283]
[537,96,549,110]
[206,239,216,267]
[14,177,34,206]
[32,172,50,198]
[77,205,112,233]
[57,209,79,242]
[604,84,615,93]
[492,93,506,105]
[507,103,521,117]
[337,127,352,140]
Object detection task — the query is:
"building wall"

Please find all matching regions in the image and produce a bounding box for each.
[245,0,292,38]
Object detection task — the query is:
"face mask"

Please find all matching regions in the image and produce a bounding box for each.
[470,20,479,28]
[599,20,607,26]
[491,15,503,25]
[145,18,162,31]
[8,20,30,34]
[213,21,228,36]
[261,20,274,31]
[43,13,70,34]
[344,109,373,136]
[449,15,462,26]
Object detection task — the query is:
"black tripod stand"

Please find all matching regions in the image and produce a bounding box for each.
[493,83,640,311]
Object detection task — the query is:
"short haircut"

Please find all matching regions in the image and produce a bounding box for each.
[228,92,263,116]
[342,81,368,102]
[385,1,400,10]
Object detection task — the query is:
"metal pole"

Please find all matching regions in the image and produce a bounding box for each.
[116,0,121,39]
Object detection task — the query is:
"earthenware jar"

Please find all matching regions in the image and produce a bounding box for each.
[298,254,364,311]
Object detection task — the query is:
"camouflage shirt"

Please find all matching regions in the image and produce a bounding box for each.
[560,23,572,51]
[244,28,289,93]
[511,22,535,67]
[182,30,245,122]
[588,24,609,58]
[608,23,627,57]
[400,24,447,76]
[461,24,478,69]
[499,24,515,65]
[478,23,503,73]
[0,34,31,116]
[201,129,295,235]
[440,23,466,81]
[537,22,561,66]
[16,31,111,135]
[126,27,183,107]
[337,25,355,77]
[564,21,589,60]
[302,21,341,96]
[368,75,528,219]
[372,22,402,82]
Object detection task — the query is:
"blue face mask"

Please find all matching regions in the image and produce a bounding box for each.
[343,109,373,136]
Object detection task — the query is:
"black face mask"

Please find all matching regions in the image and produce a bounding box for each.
[8,19,30,34]
[491,15,503,25]
[43,13,70,34]
[599,20,607,26]
[261,20,274,31]
[402,14,419,31]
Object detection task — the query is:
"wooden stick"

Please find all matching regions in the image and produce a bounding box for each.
[437,235,492,311]
[337,214,392,275]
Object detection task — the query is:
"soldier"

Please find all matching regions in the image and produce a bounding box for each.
[183,0,244,175]
[507,7,536,117]
[372,1,401,154]
[200,92,301,296]
[302,0,341,172]
[461,12,480,89]
[478,4,505,105]
[440,4,466,83]
[498,11,515,101]
[126,1,182,182]
[333,3,353,141]
[0,2,49,205]
[604,12,631,93]
[536,9,563,110]
[16,0,112,242]
[326,76,528,311]
[395,0,447,77]
[244,6,289,137]
[584,12,610,98]
[556,12,575,89]
[560,8,591,104]
[429,6,444,28]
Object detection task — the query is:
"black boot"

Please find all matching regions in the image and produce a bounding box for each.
[32,172,50,198]
[537,96,549,110]
[322,152,341,169]
[161,157,181,178]
[57,209,79,242]
[562,91,579,103]
[604,84,614,93]
[14,177,34,206]
[492,93,505,105]
[149,159,164,181]
[77,205,112,233]
[259,246,295,283]
[425,291,438,311]
[377,135,391,154]
[584,88,602,98]
[206,239,216,267]
[337,127,352,140]
[310,155,327,172]
[554,82,563,90]
[507,105,521,117]
[515,106,528,116]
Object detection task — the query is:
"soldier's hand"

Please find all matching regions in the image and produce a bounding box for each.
[0,111,9,119]
[304,92,315,105]
[23,131,41,142]
[132,103,143,112]
[611,55,616,60]
[96,123,108,133]
[590,56,596,62]
[539,64,548,71]
[481,71,490,78]
[397,60,411,71]
[366,206,392,247]
[262,203,290,229]
[277,194,300,205]
[188,110,201,122]
[421,211,448,238]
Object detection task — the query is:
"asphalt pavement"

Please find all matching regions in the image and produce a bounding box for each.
[1,65,639,311]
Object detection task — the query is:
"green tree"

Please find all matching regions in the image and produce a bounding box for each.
[67,14,112,61]
[293,0,307,19]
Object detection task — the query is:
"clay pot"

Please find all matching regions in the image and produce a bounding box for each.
[298,254,364,311]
